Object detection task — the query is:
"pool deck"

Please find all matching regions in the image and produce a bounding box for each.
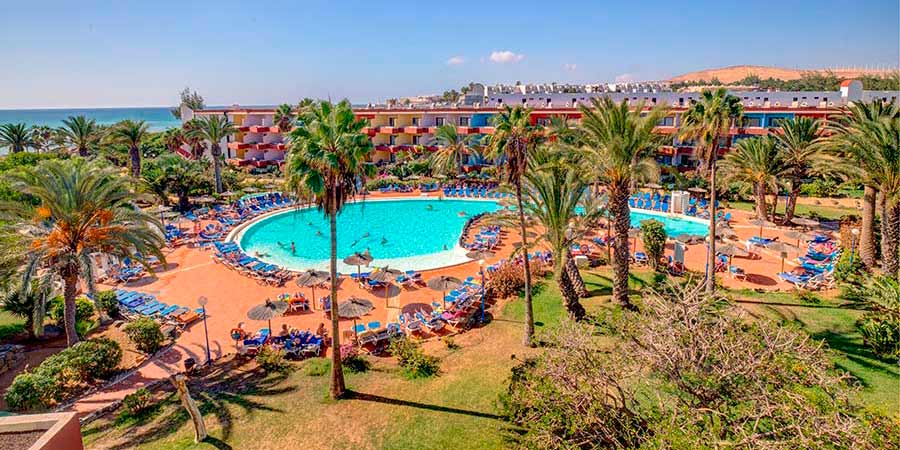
[64,192,820,417]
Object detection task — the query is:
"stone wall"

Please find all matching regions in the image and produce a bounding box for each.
[0,344,24,376]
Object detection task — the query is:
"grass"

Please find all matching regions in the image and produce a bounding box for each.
[0,311,24,342]
[727,288,899,416]
[80,269,898,448]
[729,200,859,221]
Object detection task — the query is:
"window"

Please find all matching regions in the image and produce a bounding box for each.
[389,135,396,145]
[741,117,761,127]
[412,135,420,145]
[435,117,445,126]
[388,117,396,127]
[768,117,784,128]
[536,118,549,126]
[657,116,674,126]
[412,117,419,126]
[459,116,469,126]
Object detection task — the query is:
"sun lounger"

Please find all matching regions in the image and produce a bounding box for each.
[243,328,270,349]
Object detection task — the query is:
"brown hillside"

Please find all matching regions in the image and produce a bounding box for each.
[668,65,894,83]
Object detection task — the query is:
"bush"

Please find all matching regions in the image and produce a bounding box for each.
[302,358,330,376]
[640,219,667,271]
[388,337,440,379]
[844,277,900,360]
[5,337,122,410]
[834,251,866,285]
[122,388,153,415]
[123,318,165,354]
[442,336,460,350]
[49,296,95,324]
[256,345,291,373]
[486,263,526,299]
[94,290,119,317]
[799,178,840,197]
[340,344,370,373]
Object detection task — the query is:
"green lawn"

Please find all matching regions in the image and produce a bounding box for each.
[729,200,858,221]
[0,311,24,342]
[80,270,897,448]
[726,288,899,416]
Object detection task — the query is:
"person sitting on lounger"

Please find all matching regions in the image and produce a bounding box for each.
[279,324,290,339]
[315,322,326,338]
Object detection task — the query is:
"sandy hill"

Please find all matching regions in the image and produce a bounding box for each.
[668,65,894,83]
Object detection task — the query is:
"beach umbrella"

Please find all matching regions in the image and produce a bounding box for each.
[343,251,374,280]
[748,218,777,238]
[406,175,421,180]
[644,182,663,189]
[247,299,289,332]
[295,269,330,309]
[791,217,820,228]
[717,243,749,267]
[433,174,447,179]
[687,187,708,194]
[766,241,800,272]
[427,275,463,309]
[193,195,216,204]
[337,296,375,340]
[466,249,495,260]
[716,226,738,241]
[628,227,641,251]
[243,186,259,193]
[370,266,403,306]
[219,191,237,198]
[784,230,813,248]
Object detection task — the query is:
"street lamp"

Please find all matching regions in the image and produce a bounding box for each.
[849,228,860,267]
[198,296,211,366]
[479,259,486,323]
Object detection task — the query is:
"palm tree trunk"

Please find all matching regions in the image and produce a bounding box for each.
[130,145,141,177]
[515,182,534,346]
[770,189,779,223]
[783,180,801,225]
[564,251,588,298]
[706,157,718,294]
[884,201,899,279]
[212,145,223,193]
[557,261,586,320]
[62,271,80,346]
[610,184,633,309]
[860,185,877,270]
[754,179,767,219]
[328,210,346,399]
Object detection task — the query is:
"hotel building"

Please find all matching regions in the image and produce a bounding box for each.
[181,80,897,171]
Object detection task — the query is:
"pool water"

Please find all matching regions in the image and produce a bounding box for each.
[236,198,708,271]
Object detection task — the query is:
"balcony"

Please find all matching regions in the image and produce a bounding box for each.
[456,126,477,134]
[227,142,251,150]
[377,126,404,134]
[248,125,272,133]
[403,126,429,134]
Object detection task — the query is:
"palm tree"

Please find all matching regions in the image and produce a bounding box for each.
[60,115,102,157]
[828,100,900,273]
[521,145,595,318]
[0,159,166,346]
[678,88,743,294]
[30,126,57,153]
[188,115,236,193]
[1,280,52,340]
[772,117,832,225]
[720,137,783,219]
[274,104,295,133]
[108,120,150,177]
[143,155,209,211]
[286,100,373,399]
[577,98,666,309]
[0,123,35,153]
[488,105,543,346]
[546,115,582,146]
[429,124,475,176]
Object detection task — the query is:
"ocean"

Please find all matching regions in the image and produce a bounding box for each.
[0,107,182,132]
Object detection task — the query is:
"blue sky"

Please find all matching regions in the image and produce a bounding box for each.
[2,0,898,109]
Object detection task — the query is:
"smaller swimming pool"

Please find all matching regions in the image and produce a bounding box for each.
[630,209,708,237]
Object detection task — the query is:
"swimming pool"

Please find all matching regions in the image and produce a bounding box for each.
[630,209,709,237]
[234,198,708,272]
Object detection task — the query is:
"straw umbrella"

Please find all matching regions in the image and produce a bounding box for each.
[427,275,463,309]
[748,218,777,238]
[295,269,330,309]
[369,266,403,307]
[337,297,375,341]
[791,217,820,228]
[628,227,641,252]
[766,241,800,272]
[717,243,749,267]
[343,250,374,281]
[247,299,288,333]
[784,230,813,249]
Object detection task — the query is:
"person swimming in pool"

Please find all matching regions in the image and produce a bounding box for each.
[316,230,323,237]
[426,204,433,211]
[458,211,467,217]
[381,237,388,245]
[291,241,296,255]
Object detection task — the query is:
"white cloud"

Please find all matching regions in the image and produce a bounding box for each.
[446,56,465,66]
[489,50,525,64]
[563,63,577,71]
[615,73,635,83]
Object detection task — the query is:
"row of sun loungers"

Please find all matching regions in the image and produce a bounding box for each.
[630,193,670,212]
[443,187,507,199]
[112,289,204,330]
[778,235,838,290]
[213,242,294,286]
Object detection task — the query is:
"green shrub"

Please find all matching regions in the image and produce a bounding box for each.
[799,178,840,197]
[94,290,120,317]
[834,251,866,285]
[122,388,153,415]
[486,263,530,299]
[388,337,440,378]
[49,296,95,324]
[4,337,122,410]
[844,276,900,360]
[442,336,460,350]
[340,345,370,373]
[302,358,330,376]
[257,345,291,373]
[640,219,667,271]
[123,318,165,354]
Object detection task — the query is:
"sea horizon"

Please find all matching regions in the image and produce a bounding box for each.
[0,106,183,132]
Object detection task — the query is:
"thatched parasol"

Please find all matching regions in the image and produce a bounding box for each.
[343,250,374,280]
[247,299,289,332]
[766,241,801,272]
[791,217,820,228]
[427,275,463,309]
[295,269,330,308]
[748,218,777,238]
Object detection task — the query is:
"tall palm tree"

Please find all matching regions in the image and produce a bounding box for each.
[274,104,295,133]
[488,105,543,346]
[0,159,165,346]
[1,280,52,340]
[60,115,102,157]
[546,115,582,146]
[286,100,373,399]
[521,145,595,318]
[108,120,150,177]
[577,98,667,308]
[30,126,57,153]
[0,123,35,154]
[188,115,236,193]
[678,88,743,294]
[719,137,783,219]
[772,117,832,225]
[429,124,475,176]
[828,100,900,273]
